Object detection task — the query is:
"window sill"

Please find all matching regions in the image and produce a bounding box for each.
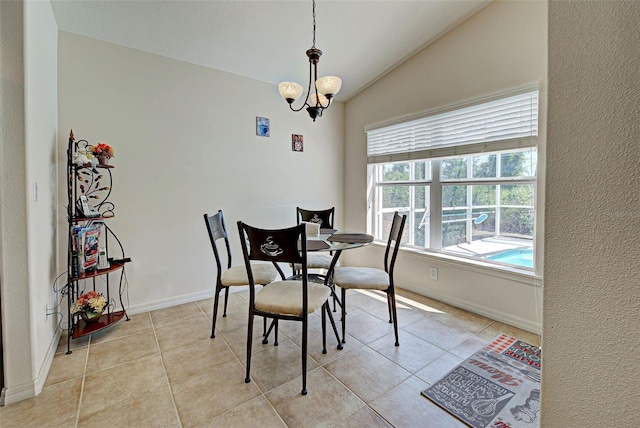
[368,241,542,286]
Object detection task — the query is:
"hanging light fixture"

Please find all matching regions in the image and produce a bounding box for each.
[278,0,342,121]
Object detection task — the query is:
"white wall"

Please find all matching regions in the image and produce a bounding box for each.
[57,33,344,313]
[0,0,59,405]
[343,1,547,332]
[543,1,640,425]
[24,0,59,395]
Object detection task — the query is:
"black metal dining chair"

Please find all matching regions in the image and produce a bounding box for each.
[297,207,335,231]
[204,210,278,338]
[237,221,341,395]
[332,211,407,346]
[295,207,341,307]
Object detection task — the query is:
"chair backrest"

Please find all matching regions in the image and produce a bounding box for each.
[237,222,309,310]
[296,207,335,230]
[384,212,407,280]
[204,211,233,280]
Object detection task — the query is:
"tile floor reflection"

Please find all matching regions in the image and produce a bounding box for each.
[0,288,541,427]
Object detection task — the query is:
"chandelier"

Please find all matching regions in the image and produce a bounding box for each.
[278,0,342,121]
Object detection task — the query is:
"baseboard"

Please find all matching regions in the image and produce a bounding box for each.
[1,326,62,406]
[125,286,248,316]
[33,328,62,394]
[396,280,542,334]
[125,282,541,333]
[0,379,36,406]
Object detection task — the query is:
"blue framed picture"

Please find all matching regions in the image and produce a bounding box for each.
[256,117,270,137]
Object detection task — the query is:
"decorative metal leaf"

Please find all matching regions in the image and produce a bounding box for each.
[80,185,85,192]
[97,175,103,180]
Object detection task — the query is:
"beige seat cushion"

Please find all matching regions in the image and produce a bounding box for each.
[255,281,331,316]
[293,253,340,271]
[221,263,278,286]
[333,267,389,291]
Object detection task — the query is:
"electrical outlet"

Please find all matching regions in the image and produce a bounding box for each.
[430,267,438,280]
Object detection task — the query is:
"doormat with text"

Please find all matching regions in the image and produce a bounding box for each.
[421,334,541,428]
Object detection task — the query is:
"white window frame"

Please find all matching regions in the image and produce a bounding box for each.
[366,85,539,272]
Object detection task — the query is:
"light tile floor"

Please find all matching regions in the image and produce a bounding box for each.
[0,288,541,427]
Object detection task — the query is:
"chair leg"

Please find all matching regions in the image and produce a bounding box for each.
[223,286,230,317]
[387,290,393,323]
[245,312,254,383]
[389,287,400,347]
[301,315,308,395]
[325,302,343,350]
[263,316,267,337]
[211,284,222,338]
[341,288,347,344]
[262,319,276,344]
[274,319,279,346]
[332,285,337,312]
[321,302,327,354]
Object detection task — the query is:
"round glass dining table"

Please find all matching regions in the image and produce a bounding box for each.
[301,230,374,285]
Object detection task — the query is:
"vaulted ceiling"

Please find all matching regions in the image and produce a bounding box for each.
[51,0,491,101]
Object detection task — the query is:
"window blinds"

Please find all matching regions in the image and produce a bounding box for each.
[366,89,539,164]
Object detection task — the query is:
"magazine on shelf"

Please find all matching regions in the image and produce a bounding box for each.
[72,223,102,274]
[82,227,100,271]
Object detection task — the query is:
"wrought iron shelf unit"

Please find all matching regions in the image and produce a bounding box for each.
[73,163,114,170]
[64,130,130,354]
[70,214,115,223]
[69,260,128,281]
[71,311,128,339]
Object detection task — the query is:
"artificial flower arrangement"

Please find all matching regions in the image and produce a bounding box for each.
[89,142,115,159]
[70,290,108,319]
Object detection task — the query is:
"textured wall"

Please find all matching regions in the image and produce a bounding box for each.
[0,0,59,405]
[0,0,34,404]
[544,1,640,424]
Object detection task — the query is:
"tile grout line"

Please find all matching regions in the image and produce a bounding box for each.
[198,299,284,425]
[74,334,92,427]
[315,365,394,428]
[149,312,184,428]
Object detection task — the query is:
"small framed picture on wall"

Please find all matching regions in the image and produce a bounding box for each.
[292,134,303,152]
[256,117,270,137]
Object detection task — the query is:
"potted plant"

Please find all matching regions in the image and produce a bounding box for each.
[71,291,108,323]
[89,143,115,165]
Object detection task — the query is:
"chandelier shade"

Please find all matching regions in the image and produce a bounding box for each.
[278,0,342,121]
[278,82,304,103]
[315,76,342,97]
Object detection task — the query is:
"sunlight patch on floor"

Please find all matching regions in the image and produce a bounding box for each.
[354,289,445,314]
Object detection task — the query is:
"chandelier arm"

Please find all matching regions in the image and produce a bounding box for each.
[305,59,315,106]
[320,97,332,109]
[312,61,320,106]
[286,59,314,112]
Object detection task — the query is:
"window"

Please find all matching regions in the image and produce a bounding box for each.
[367,87,539,270]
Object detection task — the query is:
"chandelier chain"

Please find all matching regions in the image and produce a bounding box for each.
[312,0,316,48]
